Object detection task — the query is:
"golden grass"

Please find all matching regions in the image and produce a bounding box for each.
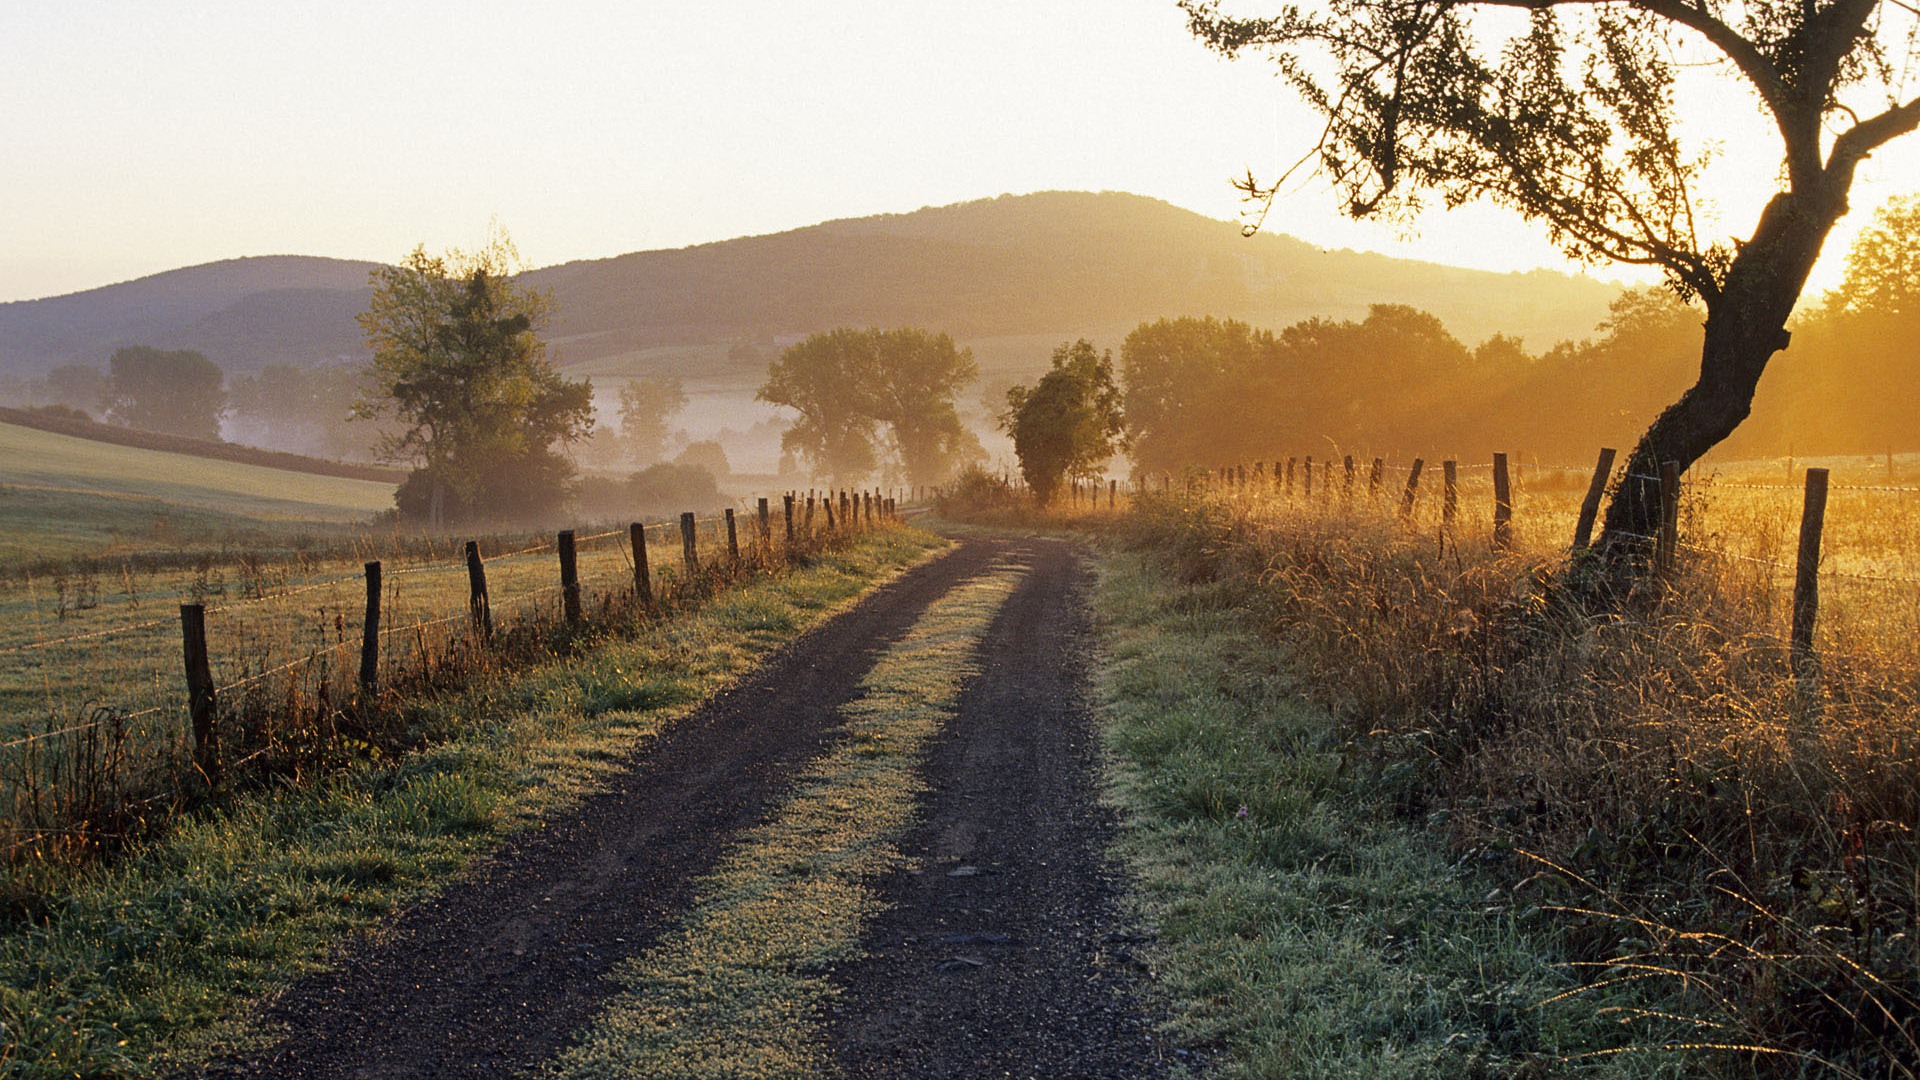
[1123,457,1919,1076]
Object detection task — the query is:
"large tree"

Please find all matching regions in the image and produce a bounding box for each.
[101,346,226,440]
[758,327,981,486]
[1183,0,1920,557]
[354,232,593,526]
[1003,340,1126,506]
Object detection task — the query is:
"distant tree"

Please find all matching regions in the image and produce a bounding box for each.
[354,230,594,526]
[1824,195,1920,320]
[1184,0,1920,558]
[1121,317,1272,472]
[228,362,371,458]
[867,329,983,487]
[758,327,980,485]
[673,439,731,478]
[37,363,108,415]
[1002,340,1125,506]
[629,461,725,513]
[617,375,688,467]
[101,346,225,440]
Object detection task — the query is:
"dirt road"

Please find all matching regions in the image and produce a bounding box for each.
[201,535,1167,1079]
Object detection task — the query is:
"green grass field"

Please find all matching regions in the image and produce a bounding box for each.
[0,421,394,562]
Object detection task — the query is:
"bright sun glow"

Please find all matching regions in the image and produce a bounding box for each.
[1,0,1914,304]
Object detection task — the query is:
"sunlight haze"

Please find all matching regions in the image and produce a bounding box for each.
[2,0,1914,304]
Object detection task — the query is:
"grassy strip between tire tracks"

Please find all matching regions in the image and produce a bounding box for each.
[1092,548,1688,1079]
[543,556,1030,1079]
[0,528,949,1078]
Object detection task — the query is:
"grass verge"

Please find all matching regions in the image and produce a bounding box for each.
[543,557,1030,1079]
[0,527,948,1078]
[1091,547,1687,1078]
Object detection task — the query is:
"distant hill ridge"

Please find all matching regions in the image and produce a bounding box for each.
[0,192,1619,376]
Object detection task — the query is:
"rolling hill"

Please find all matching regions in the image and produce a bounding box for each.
[0,192,1619,382]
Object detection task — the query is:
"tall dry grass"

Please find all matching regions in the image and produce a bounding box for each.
[1127,465,1918,1076]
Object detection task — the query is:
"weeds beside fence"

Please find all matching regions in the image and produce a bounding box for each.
[0,490,902,870]
[1131,452,1918,1076]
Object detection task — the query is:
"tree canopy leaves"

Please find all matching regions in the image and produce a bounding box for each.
[1003,340,1125,505]
[757,327,981,486]
[354,231,592,526]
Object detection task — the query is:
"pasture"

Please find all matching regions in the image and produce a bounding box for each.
[0,421,394,562]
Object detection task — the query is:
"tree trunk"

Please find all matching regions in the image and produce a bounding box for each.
[1594,187,1850,569]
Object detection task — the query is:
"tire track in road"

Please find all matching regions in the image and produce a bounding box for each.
[828,536,1173,1079]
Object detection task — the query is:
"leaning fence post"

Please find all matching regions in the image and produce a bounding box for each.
[630,522,653,609]
[359,560,381,693]
[180,603,219,785]
[465,540,493,644]
[1791,467,1830,680]
[824,494,836,531]
[558,530,581,626]
[1492,453,1514,551]
[1572,447,1617,552]
[1402,458,1424,518]
[1442,460,1458,547]
[1656,461,1682,575]
[681,512,699,576]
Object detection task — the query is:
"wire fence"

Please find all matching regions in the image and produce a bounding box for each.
[1166,450,1920,658]
[0,488,910,859]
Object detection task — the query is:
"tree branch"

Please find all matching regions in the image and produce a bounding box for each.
[1828,93,1920,169]
[1466,0,1788,116]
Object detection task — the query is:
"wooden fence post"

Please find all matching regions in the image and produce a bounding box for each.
[180,603,218,785]
[806,494,817,532]
[1572,447,1617,552]
[558,530,581,626]
[1369,458,1383,500]
[1343,455,1355,502]
[465,541,493,644]
[783,494,796,546]
[758,497,772,553]
[359,560,381,693]
[1402,458,1424,517]
[1492,453,1513,551]
[1286,457,1297,497]
[1304,456,1314,500]
[680,512,700,576]
[1656,461,1682,575]
[1791,467,1830,680]
[630,523,653,609]
[1442,460,1458,546]
[725,508,740,564]
[1109,478,1117,509]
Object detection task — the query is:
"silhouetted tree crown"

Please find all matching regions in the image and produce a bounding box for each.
[1184,0,1920,557]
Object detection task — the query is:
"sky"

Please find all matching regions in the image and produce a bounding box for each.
[3,1,1917,306]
